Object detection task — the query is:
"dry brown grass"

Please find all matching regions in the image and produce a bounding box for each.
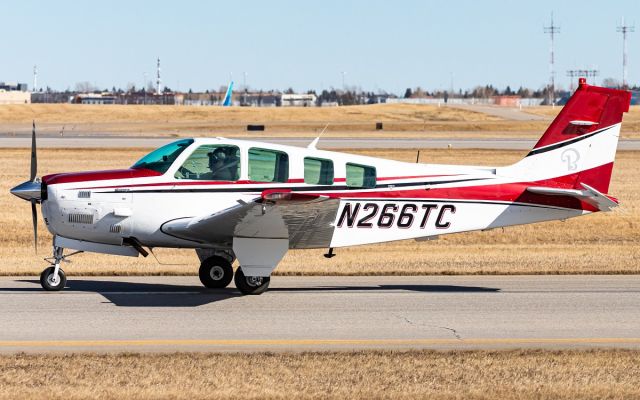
[0,349,638,399]
[2,103,639,138]
[0,103,501,124]
[1,148,638,276]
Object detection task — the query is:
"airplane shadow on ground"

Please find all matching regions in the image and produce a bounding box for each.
[11,279,500,308]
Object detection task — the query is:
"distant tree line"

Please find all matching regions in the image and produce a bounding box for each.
[402,85,555,99]
[32,78,639,105]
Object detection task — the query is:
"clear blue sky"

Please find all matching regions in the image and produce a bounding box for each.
[1,0,638,95]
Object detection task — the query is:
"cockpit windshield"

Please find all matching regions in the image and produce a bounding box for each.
[131,139,194,174]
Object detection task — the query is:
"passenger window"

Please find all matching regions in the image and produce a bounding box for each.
[346,163,376,188]
[174,144,240,181]
[249,148,289,182]
[304,157,334,185]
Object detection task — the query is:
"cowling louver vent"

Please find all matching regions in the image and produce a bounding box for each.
[109,224,122,233]
[78,191,91,199]
[68,213,94,224]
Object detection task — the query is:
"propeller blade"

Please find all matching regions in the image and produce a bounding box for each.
[30,120,37,182]
[30,199,38,252]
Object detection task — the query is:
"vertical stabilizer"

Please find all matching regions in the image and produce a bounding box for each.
[504,78,631,193]
[222,81,234,106]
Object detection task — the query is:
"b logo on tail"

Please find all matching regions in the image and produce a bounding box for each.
[561,148,580,171]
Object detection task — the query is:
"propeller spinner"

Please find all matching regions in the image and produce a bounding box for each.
[10,121,41,251]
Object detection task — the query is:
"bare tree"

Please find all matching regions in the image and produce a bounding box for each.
[601,78,621,88]
[74,81,96,93]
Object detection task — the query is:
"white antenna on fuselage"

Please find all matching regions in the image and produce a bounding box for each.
[308,123,329,150]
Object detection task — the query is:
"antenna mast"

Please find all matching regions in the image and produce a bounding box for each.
[544,12,560,106]
[32,65,37,92]
[156,57,162,95]
[617,18,634,88]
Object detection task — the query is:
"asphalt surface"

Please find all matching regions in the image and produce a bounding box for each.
[0,275,638,353]
[1,136,639,150]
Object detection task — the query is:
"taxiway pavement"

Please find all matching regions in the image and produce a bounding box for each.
[0,275,638,352]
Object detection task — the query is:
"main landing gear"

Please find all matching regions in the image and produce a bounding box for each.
[234,267,270,295]
[198,255,271,295]
[198,256,234,289]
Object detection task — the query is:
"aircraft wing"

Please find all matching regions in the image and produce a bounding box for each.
[161,190,340,249]
[526,183,618,211]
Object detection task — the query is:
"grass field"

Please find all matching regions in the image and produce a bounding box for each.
[1,147,638,276]
[1,103,640,138]
[0,349,638,399]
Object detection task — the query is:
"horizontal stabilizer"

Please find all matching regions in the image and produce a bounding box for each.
[526,183,618,211]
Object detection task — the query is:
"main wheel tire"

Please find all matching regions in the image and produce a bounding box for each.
[40,267,67,291]
[234,267,270,295]
[198,256,234,289]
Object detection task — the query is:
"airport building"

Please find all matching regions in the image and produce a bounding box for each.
[0,82,30,104]
[281,93,317,107]
[72,93,117,104]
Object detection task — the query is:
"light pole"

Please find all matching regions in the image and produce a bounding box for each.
[143,72,148,105]
[243,72,248,105]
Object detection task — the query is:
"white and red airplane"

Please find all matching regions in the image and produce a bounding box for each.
[10,79,631,294]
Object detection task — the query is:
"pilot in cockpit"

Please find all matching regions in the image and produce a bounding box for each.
[206,148,235,181]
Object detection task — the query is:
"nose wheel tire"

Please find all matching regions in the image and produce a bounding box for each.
[234,267,270,295]
[198,256,234,289]
[40,267,66,291]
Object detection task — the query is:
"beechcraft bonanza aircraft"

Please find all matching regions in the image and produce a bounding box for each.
[10,79,631,294]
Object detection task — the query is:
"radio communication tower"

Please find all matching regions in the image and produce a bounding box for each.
[617,18,634,88]
[544,13,560,105]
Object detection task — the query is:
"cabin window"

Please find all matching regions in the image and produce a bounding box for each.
[174,144,240,181]
[132,138,194,174]
[346,163,376,188]
[304,157,334,185]
[249,148,289,182]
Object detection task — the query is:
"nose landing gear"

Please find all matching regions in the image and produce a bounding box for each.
[40,246,82,291]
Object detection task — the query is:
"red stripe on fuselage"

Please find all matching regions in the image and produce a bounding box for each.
[42,169,162,185]
[64,174,460,190]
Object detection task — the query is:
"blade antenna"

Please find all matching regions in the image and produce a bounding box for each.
[307,123,329,150]
[30,120,37,182]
